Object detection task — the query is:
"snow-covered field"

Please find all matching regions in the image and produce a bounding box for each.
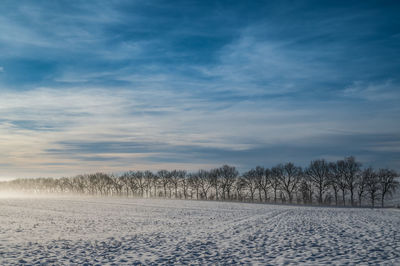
[1,196,399,265]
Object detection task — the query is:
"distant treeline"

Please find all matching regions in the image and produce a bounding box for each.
[1,156,398,207]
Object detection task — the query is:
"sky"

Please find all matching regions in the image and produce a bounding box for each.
[0,0,400,178]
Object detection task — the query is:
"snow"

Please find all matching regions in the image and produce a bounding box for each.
[1,196,399,265]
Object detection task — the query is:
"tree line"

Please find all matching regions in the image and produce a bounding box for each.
[0,156,398,207]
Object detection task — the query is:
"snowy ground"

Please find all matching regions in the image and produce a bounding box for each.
[0,196,399,265]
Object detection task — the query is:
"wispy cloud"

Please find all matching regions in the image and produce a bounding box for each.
[1,86,399,177]
[343,80,400,101]
[0,1,399,177]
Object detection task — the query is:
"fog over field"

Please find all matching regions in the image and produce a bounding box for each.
[1,0,400,265]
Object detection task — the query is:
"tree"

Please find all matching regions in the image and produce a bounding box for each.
[357,168,369,206]
[209,168,220,200]
[143,171,154,197]
[158,170,170,198]
[276,163,302,203]
[197,170,212,199]
[378,169,399,207]
[178,171,189,199]
[151,173,160,197]
[122,171,137,196]
[188,173,201,199]
[364,168,379,207]
[169,170,181,198]
[255,166,270,202]
[119,174,131,196]
[270,167,281,203]
[234,178,246,201]
[134,171,146,197]
[299,179,312,204]
[2,159,396,208]
[328,162,340,206]
[72,175,87,194]
[306,159,330,204]
[217,165,238,200]
[333,160,348,206]
[343,156,362,206]
[111,174,123,196]
[242,169,258,202]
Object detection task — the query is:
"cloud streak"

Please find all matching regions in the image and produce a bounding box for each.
[0,1,399,177]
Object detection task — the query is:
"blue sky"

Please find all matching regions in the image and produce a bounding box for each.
[0,0,400,177]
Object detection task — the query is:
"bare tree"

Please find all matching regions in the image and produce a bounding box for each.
[364,168,379,207]
[242,169,258,202]
[333,160,348,206]
[3,158,396,208]
[134,171,146,197]
[197,170,212,199]
[306,159,330,204]
[169,170,181,198]
[178,171,189,199]
[328,163,340,205]
[343,156,361,206]
[143,171,154,197]
[111,174,123,196]
[276,163,302,203]
[188,173,201,199]
[378,169,399,207]
[158,170,170,198]
[151,173,160,197]
[209,168,220,200]
[356,169,368,206]
[234,178,246,201]
[255,166,270,202]
[270,167,281,203]
[217,165,238,200]
[122,171,137,196]
[119,174,131,196]
[299,179,312,204]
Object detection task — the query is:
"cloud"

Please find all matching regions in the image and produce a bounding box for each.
[343,80,400,101]
[0,1,400,177]
[0,86,399,178]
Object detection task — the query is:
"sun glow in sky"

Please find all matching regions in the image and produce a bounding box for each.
[1,1,400,178]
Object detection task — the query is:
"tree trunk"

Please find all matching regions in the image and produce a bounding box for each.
[341,189,346,206]
[319,190,323,205]
[350,188,354,206]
